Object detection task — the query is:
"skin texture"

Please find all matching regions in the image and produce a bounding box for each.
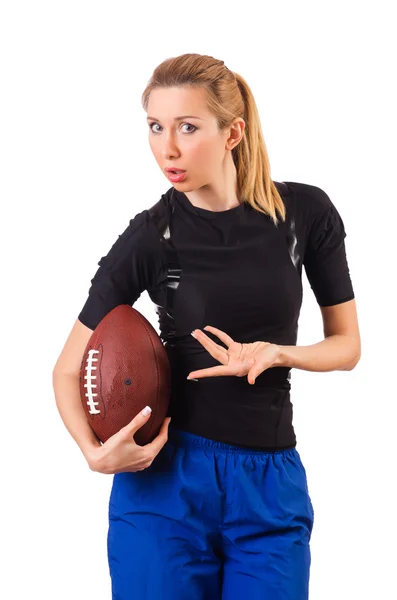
[146,85,361,379]
[187,309,361,383]
[147,86,245,212]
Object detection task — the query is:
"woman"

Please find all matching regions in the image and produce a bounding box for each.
[53,53,361,599]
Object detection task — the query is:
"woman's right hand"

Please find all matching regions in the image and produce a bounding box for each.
[87,408,171,474]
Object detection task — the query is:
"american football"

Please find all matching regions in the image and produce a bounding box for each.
[79,304,171,445]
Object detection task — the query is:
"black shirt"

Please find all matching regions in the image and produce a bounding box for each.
[78,181,355,450]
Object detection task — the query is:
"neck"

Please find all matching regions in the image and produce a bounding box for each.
[182,154,240,212]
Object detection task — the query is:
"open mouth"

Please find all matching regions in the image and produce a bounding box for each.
[167,170,187,182]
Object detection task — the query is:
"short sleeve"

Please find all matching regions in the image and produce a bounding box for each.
[78,210,157,330]
[303,186,355,307]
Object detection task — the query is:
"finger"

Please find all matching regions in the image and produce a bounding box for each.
[144,417,171,454]
[187,365,235,379]
[123,406,153,436]
[247,363,267,384]
[192,330,228,362]
[247,349,277,383]
[247,371,257,384]
[203,325,235,348]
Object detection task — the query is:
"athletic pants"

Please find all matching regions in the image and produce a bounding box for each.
[107,424,315,599]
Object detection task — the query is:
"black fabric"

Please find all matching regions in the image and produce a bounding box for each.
[301,183,355,306]
[77,210,161,331]
[78,181,354,450]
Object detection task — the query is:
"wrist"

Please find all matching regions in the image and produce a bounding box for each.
[272,344,285,367]
[84,443,104,471]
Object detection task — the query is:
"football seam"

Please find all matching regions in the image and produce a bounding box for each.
[133,311,161,439]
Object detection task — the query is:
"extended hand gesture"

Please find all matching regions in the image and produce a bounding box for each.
[187,326,281,385]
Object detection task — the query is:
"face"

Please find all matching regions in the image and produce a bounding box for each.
[146,86,244,189]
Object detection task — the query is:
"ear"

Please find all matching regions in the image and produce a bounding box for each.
[226,118,245,151]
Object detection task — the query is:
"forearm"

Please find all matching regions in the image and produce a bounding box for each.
[273,334,360,372]
[52,370,102,464]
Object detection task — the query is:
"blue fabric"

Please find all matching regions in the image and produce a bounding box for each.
[107,424,315,599]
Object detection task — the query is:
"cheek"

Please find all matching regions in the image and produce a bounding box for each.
[188,139,220,165]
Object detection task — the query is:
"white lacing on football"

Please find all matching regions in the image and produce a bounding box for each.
[84,349,100,414]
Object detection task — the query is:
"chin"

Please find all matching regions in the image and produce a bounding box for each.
[172,179,191,189]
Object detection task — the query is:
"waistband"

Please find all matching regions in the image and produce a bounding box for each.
[167,424,297,457]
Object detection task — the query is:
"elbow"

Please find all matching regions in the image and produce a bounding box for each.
[52,367,78,380]
[339,340,361,371]
[344,348,361,371]
[341,336,361,371]
[52,365,63,379]
[345,355,361,370]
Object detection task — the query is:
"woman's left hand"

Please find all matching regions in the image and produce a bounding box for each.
[187,325,281,385]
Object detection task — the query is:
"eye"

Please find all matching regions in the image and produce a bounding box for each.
[181,123,197,133]
[148,122,161,133]
[148,122,197,134]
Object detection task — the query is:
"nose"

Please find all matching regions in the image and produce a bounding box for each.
[162,132,181,160]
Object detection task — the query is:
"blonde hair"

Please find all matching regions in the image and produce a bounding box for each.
[141,53,286,226]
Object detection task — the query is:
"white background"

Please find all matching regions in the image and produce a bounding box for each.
[1,1,396,598]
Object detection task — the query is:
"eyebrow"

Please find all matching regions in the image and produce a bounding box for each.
[146,115,204,121]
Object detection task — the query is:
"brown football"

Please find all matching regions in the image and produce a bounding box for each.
[79,304,171,445]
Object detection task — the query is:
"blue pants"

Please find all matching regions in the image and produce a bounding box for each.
[107,425,315,599]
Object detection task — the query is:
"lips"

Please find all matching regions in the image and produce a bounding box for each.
[165,168,186,174]
[166,170,187,182]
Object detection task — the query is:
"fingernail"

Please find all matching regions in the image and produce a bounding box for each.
[141,406,152,416]
[191,331,197,338]
[187,376,199,382]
